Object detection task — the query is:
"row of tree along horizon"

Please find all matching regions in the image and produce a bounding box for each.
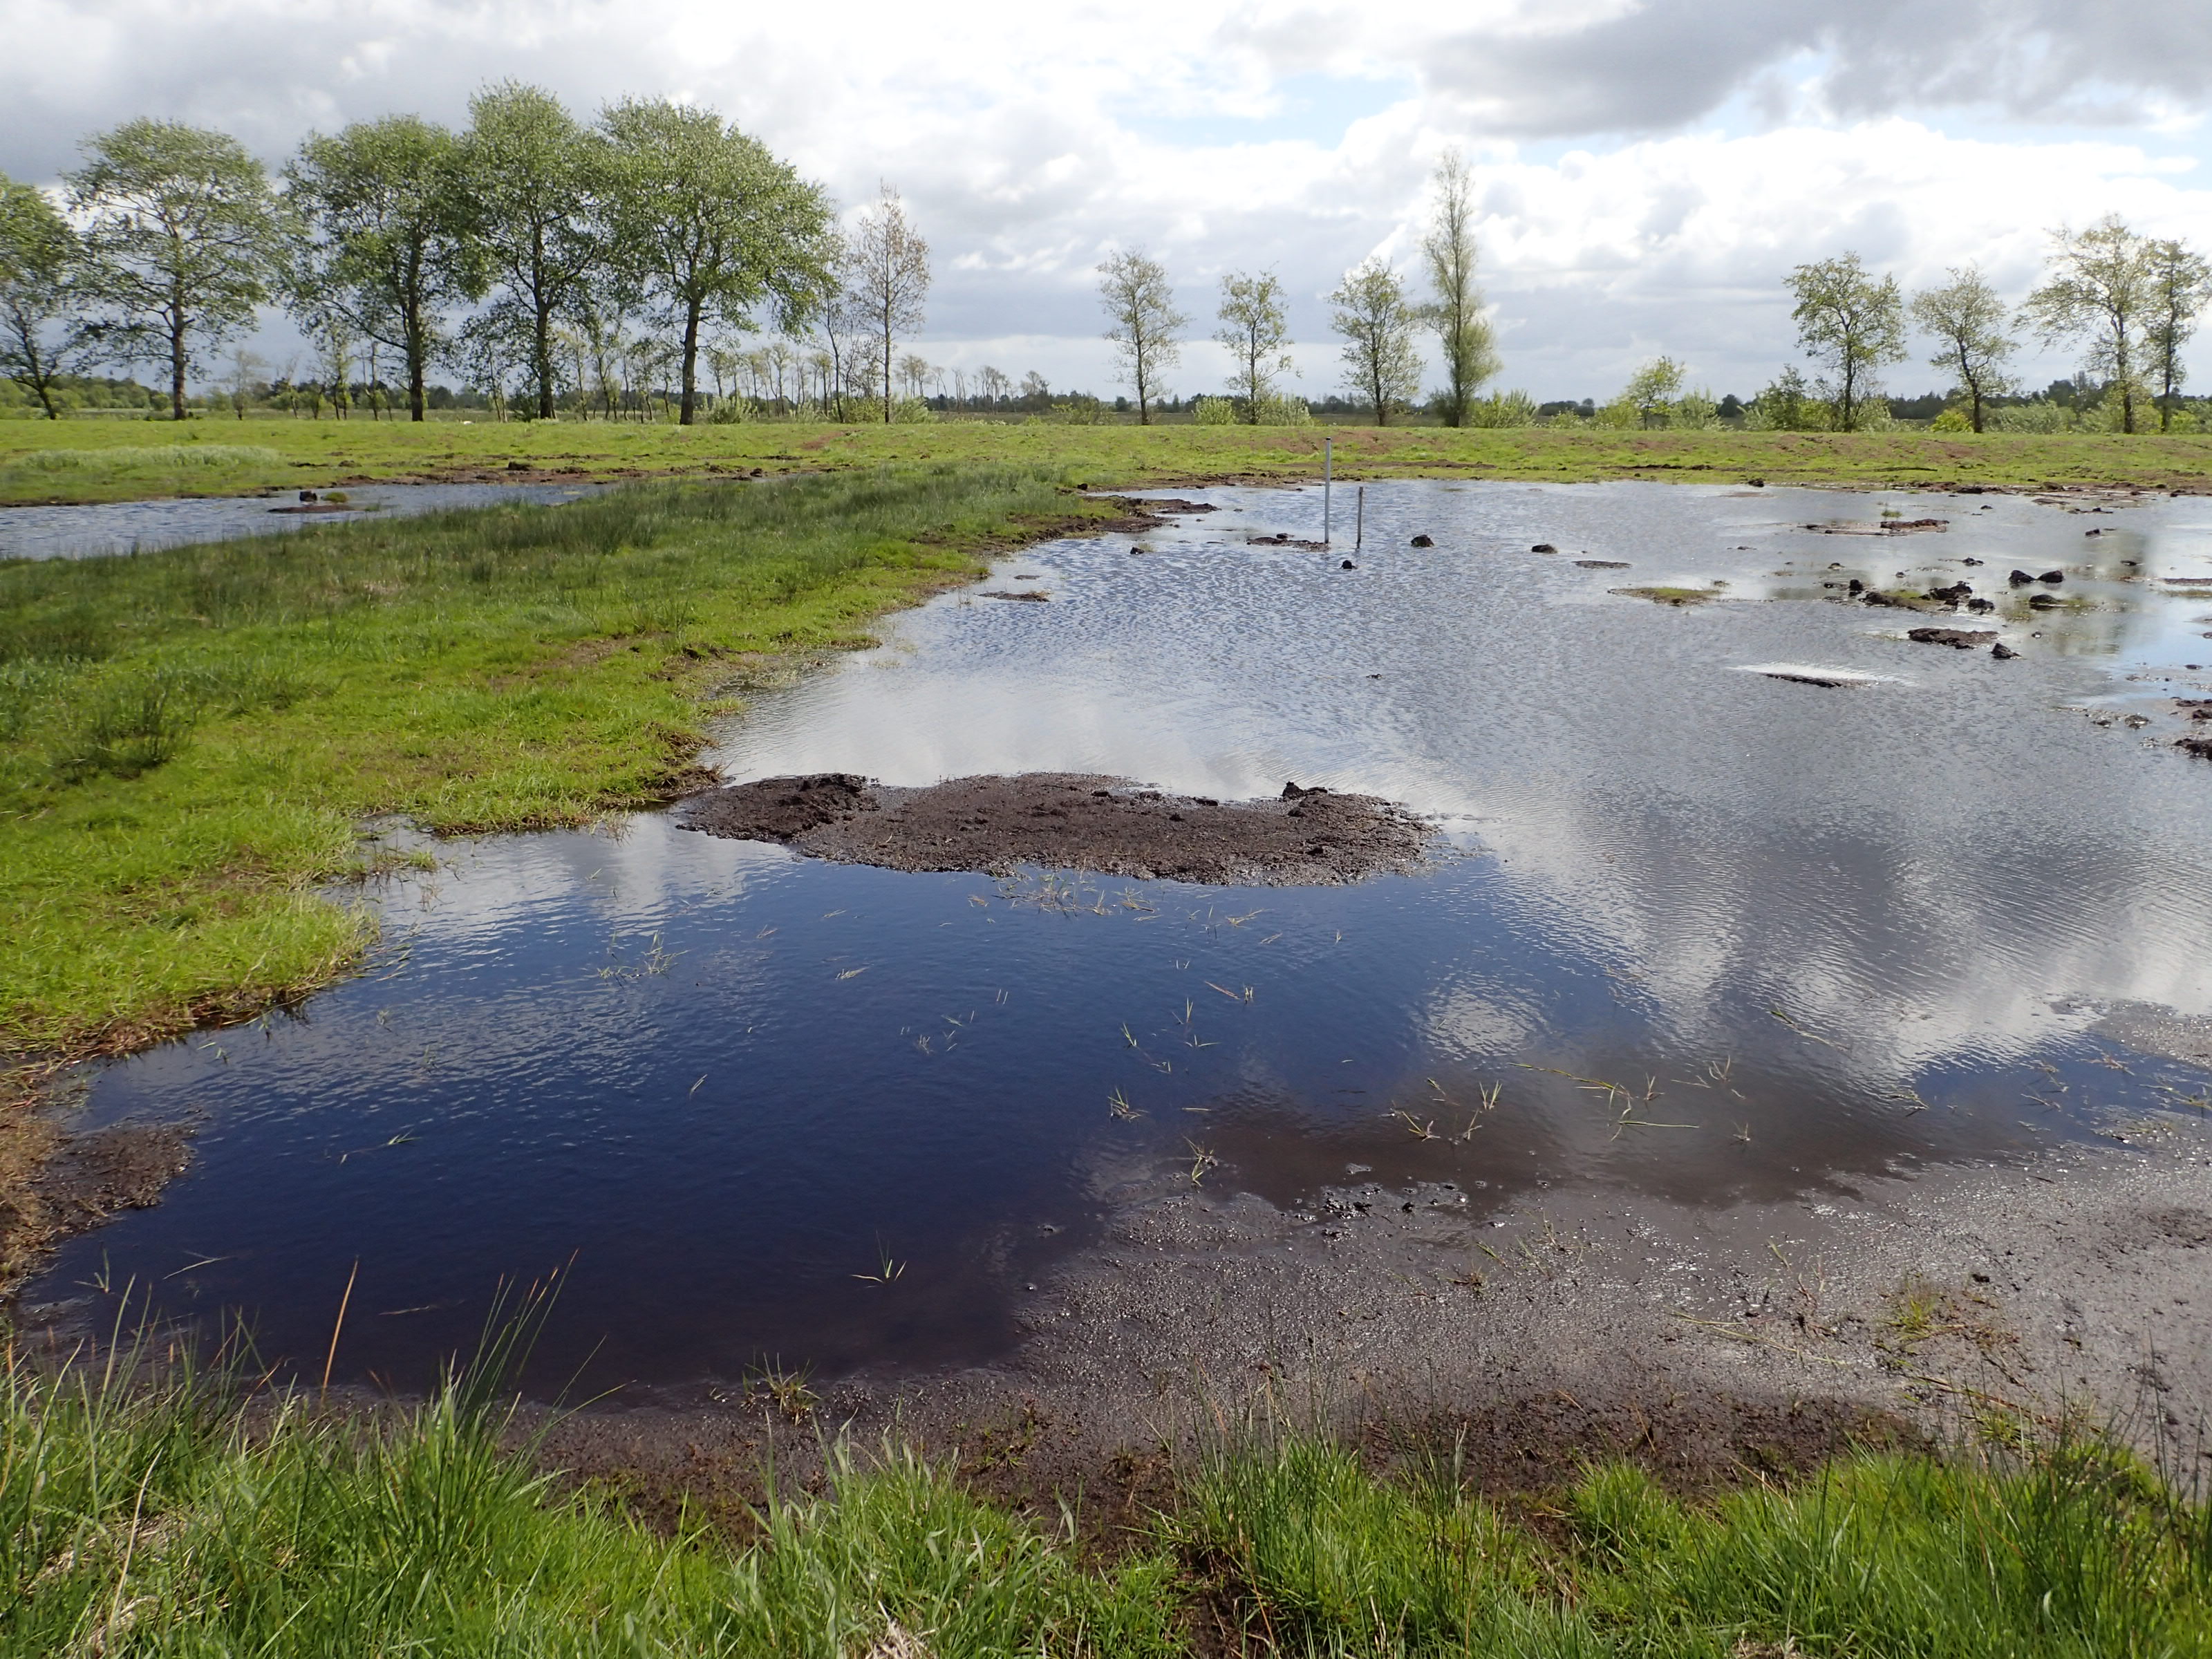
[7,365,2180,438]
[1,83,2206,433]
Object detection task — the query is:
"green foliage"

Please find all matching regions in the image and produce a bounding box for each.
[2022,216,2160,434]
[1463,388,1539,427]
[1787,251,1906,431]
[598,97,834,425]
[0,173,89,420]
[1746,365,1831,431]
[1329,259,1423,426]
[285,114,482,422]
[1098,247,1188,423]
[1192,393,1238,425]
[1911,265,2016,431]
[66,120,286,421]
[458,83,608,422]
[1215,270,1294,420]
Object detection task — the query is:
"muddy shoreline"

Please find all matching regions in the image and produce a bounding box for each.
[678,772,1435,884]
[532,1112,2212,1519]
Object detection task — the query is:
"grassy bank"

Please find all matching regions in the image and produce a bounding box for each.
[0,462,1119,1221]
[6,1356,2206,1656]
[4,418,2212,503]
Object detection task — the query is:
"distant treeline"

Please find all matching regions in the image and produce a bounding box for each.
[0,84,934,427]
[3,96,2208,433]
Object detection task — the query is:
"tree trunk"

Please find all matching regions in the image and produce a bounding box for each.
[170,321,187,421]
[679,299,702,426]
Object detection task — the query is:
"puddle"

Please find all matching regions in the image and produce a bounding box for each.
[30,479,2212,1395]
[0,481,606,561]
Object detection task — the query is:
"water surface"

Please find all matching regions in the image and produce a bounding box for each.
[37,479,2212,1393]
[0,481,603,561]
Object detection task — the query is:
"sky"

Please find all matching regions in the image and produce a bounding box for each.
[6,0,2212,403]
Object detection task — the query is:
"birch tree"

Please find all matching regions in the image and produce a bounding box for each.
[2144,238,2212,432]
[1909,265,2016,433]
[1215,269,1292,422]
[1329,260,1421,424]
[2020,216,2155,434]
[1785,252,1905,431]
[844,185,929,423]
[1098,247,1185,423]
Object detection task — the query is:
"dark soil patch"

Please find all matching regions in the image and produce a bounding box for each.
[1907,627,1998,649]
[679,773,1434,884]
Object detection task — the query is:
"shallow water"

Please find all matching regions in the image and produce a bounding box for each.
[35,479,2212,1394]
[0,481,603,561]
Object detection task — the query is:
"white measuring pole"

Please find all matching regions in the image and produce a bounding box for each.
[1322,437,1333,544]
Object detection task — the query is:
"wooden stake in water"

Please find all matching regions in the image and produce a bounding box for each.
[1355,485,1365,551]
[1322,437,1333,543]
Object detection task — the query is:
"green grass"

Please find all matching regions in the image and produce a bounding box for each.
[4,1353,2206,1656]
[3,416,2211,504]
[0,464,1114,1064]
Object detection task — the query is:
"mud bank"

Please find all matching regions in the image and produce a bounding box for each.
[678,772,1435,884]
[537,1116,2212,1516]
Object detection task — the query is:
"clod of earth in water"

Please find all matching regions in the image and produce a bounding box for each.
[679,773,1432,885]
[2041,570,2065,583]
[1993,642,2019,659]
[1576,559,1631,569]
[2180,736,2212,760]
[1908,627,1999,649]
[1531,543,1558,553]
[2009,569,2036,585]
[1410,534,1434,547]
[980,590,1050,601]
[1341,559,1357,570]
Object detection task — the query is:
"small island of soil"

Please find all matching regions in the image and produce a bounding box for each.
[678,772,1434,885]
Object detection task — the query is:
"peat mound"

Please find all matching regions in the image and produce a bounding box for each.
[679,772,1434,884]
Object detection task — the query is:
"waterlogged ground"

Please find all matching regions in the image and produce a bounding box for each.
[32,479,2212,1394]
[0,480,601,561]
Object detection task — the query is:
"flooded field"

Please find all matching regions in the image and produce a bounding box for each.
[30,478,2212,1395]
[0,480,603,561]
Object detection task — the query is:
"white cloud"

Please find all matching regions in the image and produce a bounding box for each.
[5,0,2211,400]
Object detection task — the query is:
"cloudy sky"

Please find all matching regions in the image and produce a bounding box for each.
[6,0,2212,402]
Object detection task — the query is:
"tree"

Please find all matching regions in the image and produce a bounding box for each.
[2144,238,2212,433]
[0,173,90,420]
[1329,259,1422,424]
[286,115,480,422]
[1421,148,1499,426]
[843,184,929,424]
[67,120,283,421]
[1909,265,2016,433]
[1615,357,1685,426]
[1215,269,1293,424]
[2020,216,2155,435]
[1097,248,1185,424]
[458,82,607,420]
[597,97,834,427]
[1785,252,1904,431]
